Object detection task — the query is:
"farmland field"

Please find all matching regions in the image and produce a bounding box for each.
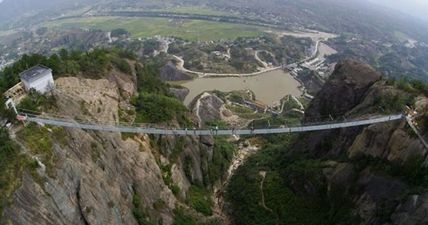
[44,16,265,41]
[150,6,235,16]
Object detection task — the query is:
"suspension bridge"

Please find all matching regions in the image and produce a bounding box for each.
[19,113,405,136]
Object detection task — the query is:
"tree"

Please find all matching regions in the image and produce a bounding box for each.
[111,28,130,37]
[59,49,69,60]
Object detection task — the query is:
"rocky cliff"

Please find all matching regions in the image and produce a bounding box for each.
[0,70,221,225]
[226,59,428,225]
[299,59,426,162]
[292,60,428,224]
[159,62,192,81]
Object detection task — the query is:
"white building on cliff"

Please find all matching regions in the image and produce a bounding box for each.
[3,65,55,111]
[19,65,54,93]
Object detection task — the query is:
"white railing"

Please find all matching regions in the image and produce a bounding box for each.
[21,113,404,136]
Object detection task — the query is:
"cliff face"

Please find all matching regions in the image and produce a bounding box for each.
[225,59,428,225]
[1,72,215,225]
[300,59,426,163]
[293,59,428,224]
[305,59,382,121]
[159,62,192,81]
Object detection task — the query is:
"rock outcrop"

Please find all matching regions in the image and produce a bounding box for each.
[305,59,382,121]
[191,92,225,127]
[291,59,428,224]
[1,75,215,225]
[391,193,428,225]
[160,62,192,81]
[169,87,190,102]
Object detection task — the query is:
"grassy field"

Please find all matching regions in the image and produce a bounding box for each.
[151,6,235,16]
[0,29,17,37]
[44,16,265,41]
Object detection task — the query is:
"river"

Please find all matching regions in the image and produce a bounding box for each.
[181,69,302,106]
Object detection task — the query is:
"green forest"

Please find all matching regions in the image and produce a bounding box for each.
[226,127,428,225]
[225,134,354,225]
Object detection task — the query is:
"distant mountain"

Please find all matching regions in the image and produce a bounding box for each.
[0,0,67,20]
[365,0,428,23]
[0,0,100,27]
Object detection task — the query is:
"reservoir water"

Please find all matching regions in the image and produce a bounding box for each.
[181,69,302,106]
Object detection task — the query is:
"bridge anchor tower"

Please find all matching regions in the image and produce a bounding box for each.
[5,98,18,115]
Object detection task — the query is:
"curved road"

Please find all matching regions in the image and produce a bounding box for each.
[172,55,281,78]
[172,39,322,78]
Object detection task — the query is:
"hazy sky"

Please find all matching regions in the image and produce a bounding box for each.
[367,0,428,21]
[0,0,427,22]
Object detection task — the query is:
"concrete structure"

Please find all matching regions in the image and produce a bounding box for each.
[19,65,54,93]
[3,82,26,103]
[5,98,18,114]
[3,65,54,110]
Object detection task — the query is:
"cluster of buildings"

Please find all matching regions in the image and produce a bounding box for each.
[301,57,333,79]
[286,63,303,77]
[286,57,334,80]
[211,50,231,61]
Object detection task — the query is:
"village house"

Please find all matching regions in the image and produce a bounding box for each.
[3,65,54,108]
[19,65,54,93]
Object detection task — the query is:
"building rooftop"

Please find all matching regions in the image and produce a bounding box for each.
[19,65,52,83]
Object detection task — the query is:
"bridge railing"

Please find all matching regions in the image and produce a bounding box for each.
[18,105,404,130]
[20,111,405,136]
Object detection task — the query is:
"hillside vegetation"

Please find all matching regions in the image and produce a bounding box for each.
[0,48,239,225]
[0,48,135,95]
[132,64,190,125]
[226,60,428,225]
[0,128,35,216]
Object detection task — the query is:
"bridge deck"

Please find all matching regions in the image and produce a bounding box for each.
[22,114,404,136]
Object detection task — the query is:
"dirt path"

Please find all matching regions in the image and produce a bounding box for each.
[106,32,112,43]
[255,50,269,68]
[258,171,279,225]
[193,92,211,127]
[211,140,260,224]
[254,50,276,69]
[291,95,304,110]
[258,171,272,212]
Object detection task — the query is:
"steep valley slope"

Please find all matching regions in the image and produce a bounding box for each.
[1,55,428,225]
[226,60,428,225]
[0,64,230,225]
